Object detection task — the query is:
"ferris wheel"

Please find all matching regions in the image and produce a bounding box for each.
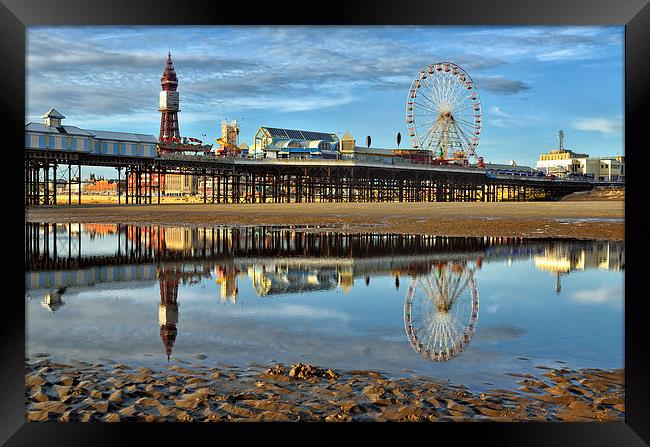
[404,261,479,362]
[405,62,482,163]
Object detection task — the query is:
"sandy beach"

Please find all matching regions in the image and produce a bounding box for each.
[25,198,626,422]
[25,356,624,422]
[26,201,624,240]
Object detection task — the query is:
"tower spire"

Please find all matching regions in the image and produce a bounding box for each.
[159,51,180,143]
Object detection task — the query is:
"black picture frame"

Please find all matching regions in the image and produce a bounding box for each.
[2,0,646,444]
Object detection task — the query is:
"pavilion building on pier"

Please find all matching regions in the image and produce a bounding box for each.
[252,127,341,159]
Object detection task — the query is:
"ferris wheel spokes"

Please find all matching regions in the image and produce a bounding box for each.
[405,62,482,164]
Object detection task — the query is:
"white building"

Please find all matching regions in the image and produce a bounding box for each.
[536,150,624,181]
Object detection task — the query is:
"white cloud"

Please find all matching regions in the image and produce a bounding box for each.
[486,107,544,130]
[489,106,508,117]
[572,117,623,135]
[537,48,589,62]
[571,287,623,305]
[244,94,355,113]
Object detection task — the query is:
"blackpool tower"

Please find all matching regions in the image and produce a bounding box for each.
[159,52,181,143]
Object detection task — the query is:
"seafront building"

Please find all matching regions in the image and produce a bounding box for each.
[534,131,624,181]
[26,109,164,196]
[536,149,624,181]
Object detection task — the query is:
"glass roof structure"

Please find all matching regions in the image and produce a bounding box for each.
[262,127,338,142]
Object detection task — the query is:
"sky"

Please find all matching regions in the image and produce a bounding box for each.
[27,26,624,178]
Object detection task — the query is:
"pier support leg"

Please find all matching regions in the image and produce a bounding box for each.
[78,165,82,204]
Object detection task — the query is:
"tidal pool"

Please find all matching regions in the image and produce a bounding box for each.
[25,223,624,392]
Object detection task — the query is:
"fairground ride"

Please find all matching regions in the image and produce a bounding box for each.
[406,62,483,167]
[157,136,213,156]
[214,137,242,157]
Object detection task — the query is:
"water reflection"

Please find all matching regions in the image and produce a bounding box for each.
[41,287,66,312]
[157,264,212,360]
[533,241,625,294]
[25,223,624,364]
[405,260,480,362]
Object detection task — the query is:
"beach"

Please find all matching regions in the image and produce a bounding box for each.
[26,201,624,240]
[25,198,626,422]
[26,356,624,422]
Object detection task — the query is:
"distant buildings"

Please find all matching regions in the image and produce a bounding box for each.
[536,151,624,181]
[164,174,198,196]
[54,177,82,195]
[535,130,624,181]
[85,176,119,194]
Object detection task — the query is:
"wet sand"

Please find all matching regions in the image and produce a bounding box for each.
[25,357,624,422]
[26,201,624,240]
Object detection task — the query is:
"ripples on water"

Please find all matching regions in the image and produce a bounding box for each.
[25,223,624,391]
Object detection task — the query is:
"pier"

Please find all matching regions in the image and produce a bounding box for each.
[24,149,593,206]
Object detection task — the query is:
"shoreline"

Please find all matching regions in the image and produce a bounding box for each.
[25,356,624,422]
[25,202,624,240]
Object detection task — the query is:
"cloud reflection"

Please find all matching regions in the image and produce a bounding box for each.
[25,223,623,365]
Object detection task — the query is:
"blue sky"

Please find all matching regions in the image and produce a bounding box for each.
[27,26,624,177]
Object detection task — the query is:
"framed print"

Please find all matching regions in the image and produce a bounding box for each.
[1,0,648,444]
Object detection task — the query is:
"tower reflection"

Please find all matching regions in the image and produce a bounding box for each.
[156,264,211,359]
[157,266,179,361]
[24,223,624,362]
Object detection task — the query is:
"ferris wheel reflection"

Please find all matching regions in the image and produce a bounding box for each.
[404,259,480,362]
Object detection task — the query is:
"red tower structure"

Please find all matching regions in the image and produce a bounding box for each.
[159,52,181,143]
[156,52,212,156]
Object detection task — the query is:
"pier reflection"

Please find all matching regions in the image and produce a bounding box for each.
[25,223,624,361]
